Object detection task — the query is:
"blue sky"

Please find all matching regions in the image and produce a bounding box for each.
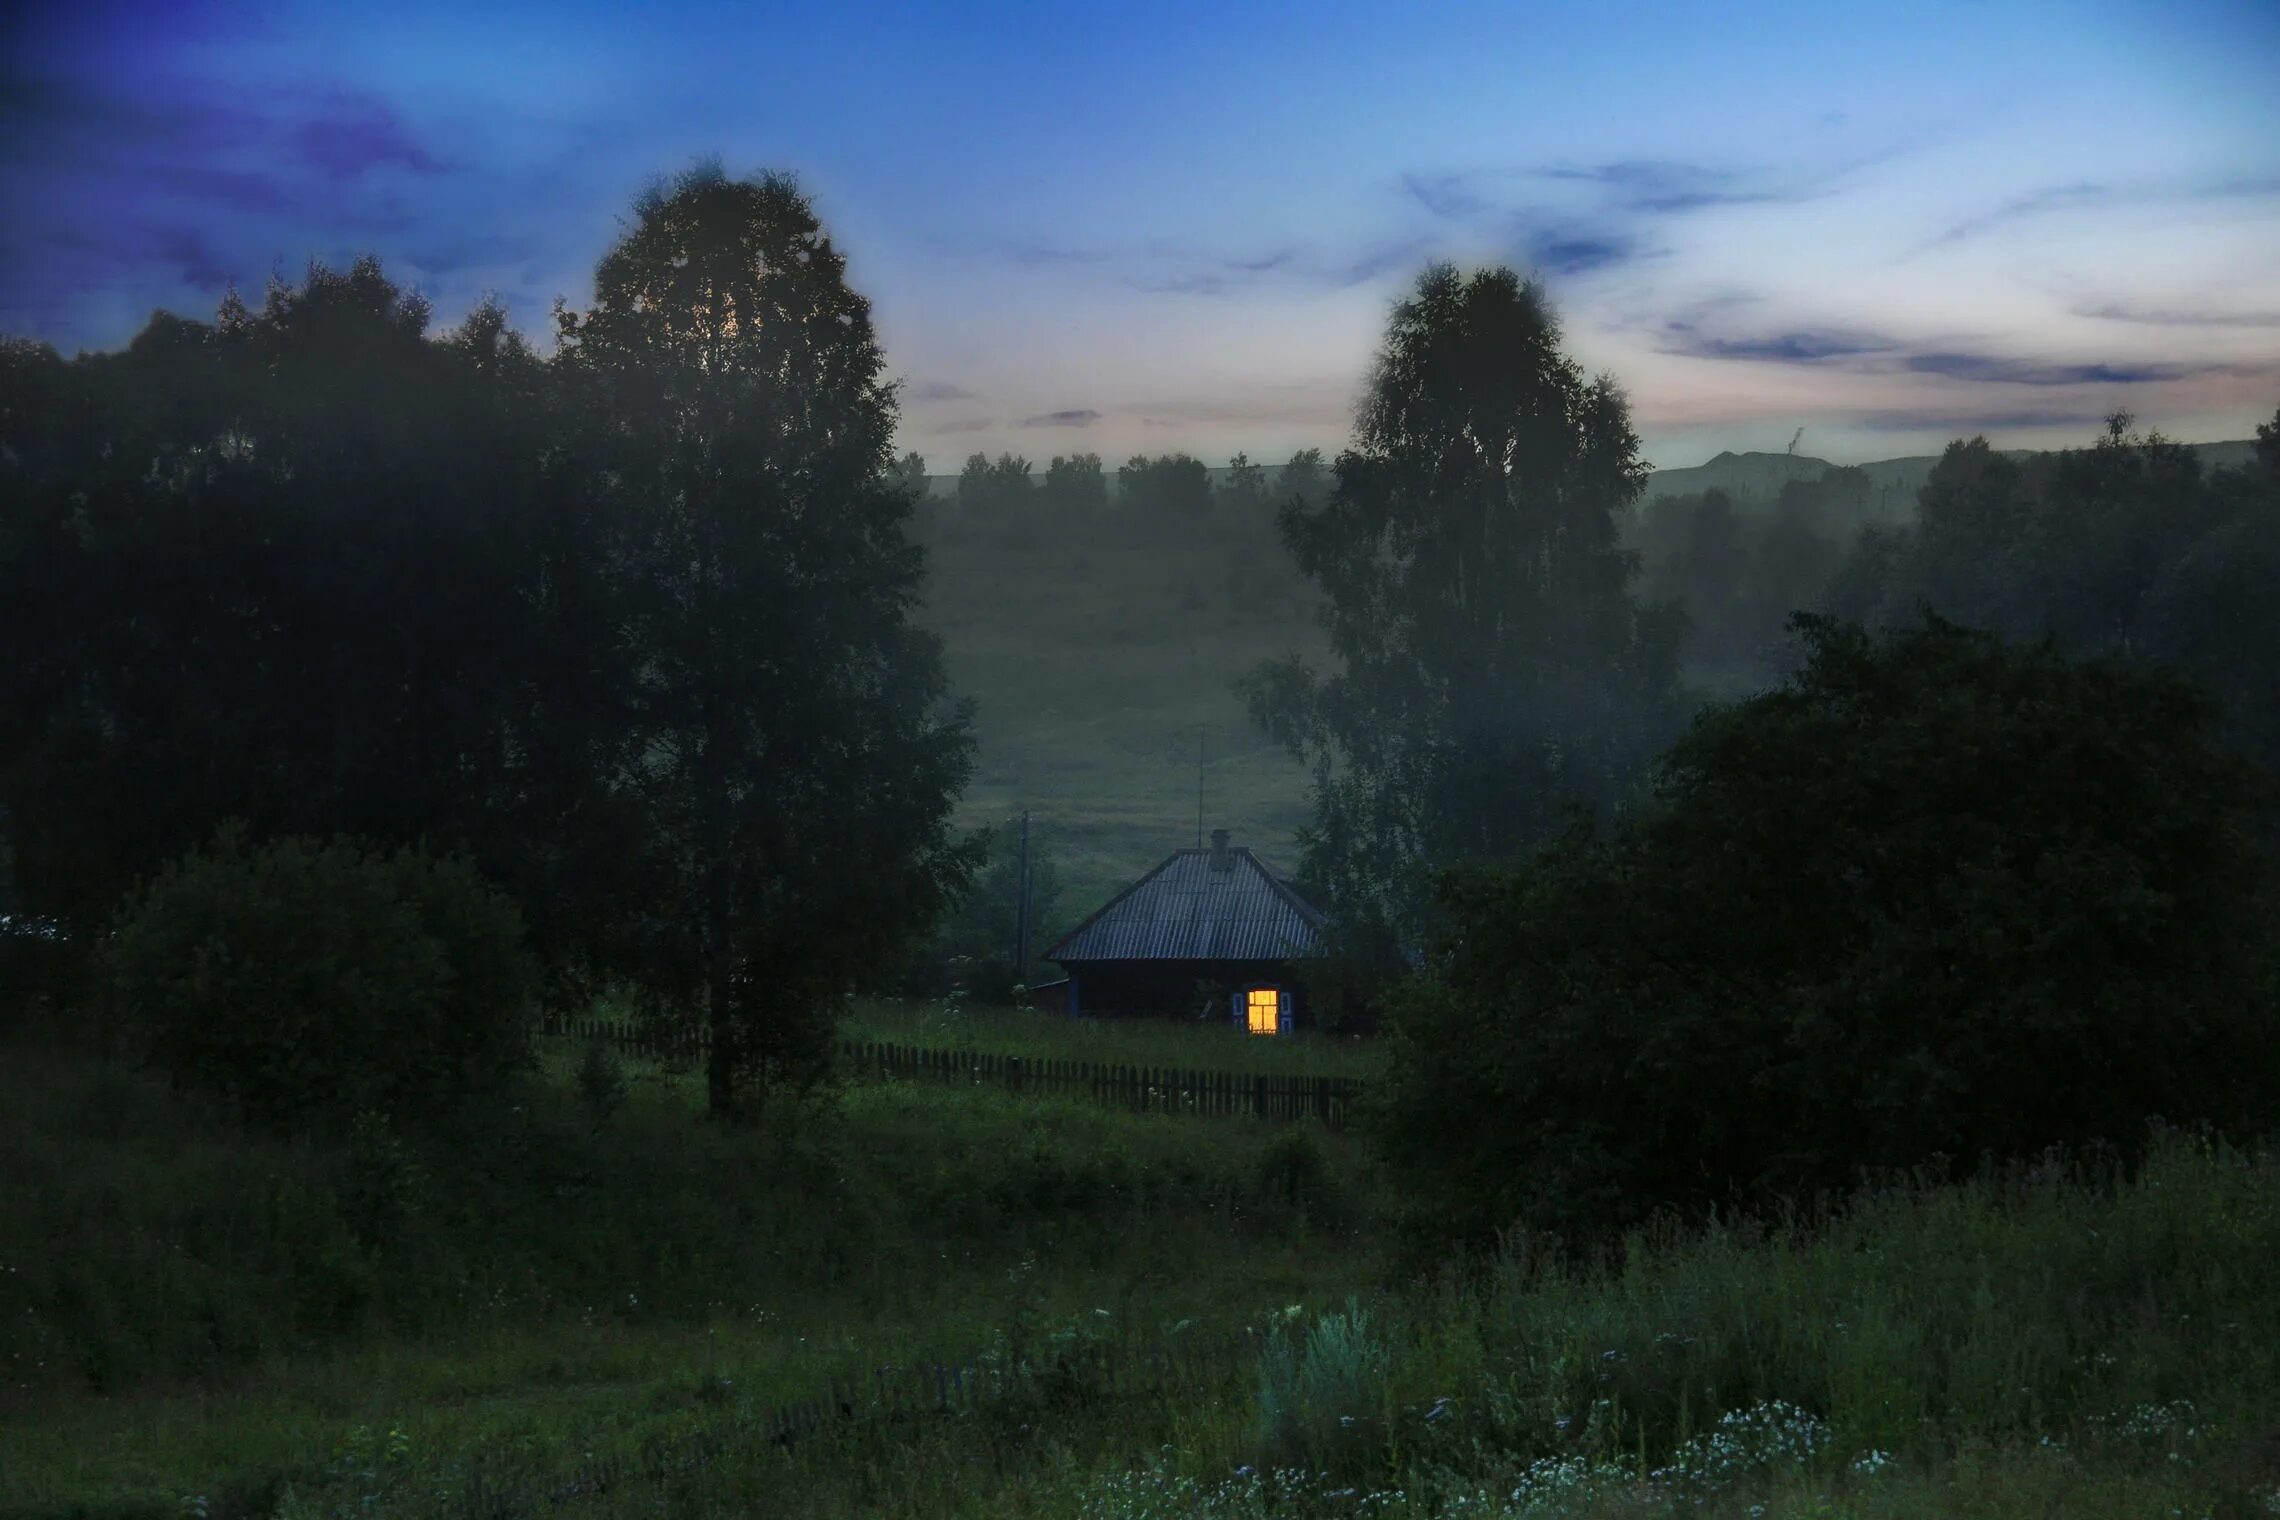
[4,0,2276,469]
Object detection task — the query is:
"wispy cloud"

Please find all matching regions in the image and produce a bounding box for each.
[1019,409,1101,428]
[1903,352,2188,386]
[1537,159,1805,214]
[1924,174,2280,251]
[931,418,993,435]
[1402,171,1488,221]
[908,379,977,402]
[2076,300,2280,329]
[1668,327,1903,363]
[1855,406,2114,434]
[1522,230,1639,277]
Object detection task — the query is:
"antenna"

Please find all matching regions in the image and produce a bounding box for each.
[1196,727,1207,847]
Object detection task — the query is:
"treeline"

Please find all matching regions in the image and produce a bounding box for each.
[1243,261,2280,1248]
[915,447,1329,544]
[0,166,976,1122]
[1628,423,2280,779]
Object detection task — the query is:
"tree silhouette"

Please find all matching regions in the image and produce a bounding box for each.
[1242,265,1684,958]
[554,165,975,1118]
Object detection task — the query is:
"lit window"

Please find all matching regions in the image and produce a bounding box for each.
[1246,987,1280,1037]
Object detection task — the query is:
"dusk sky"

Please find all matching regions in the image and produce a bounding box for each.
[5,0,2277,470]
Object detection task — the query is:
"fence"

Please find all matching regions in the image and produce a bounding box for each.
[541,1017,1366,1128]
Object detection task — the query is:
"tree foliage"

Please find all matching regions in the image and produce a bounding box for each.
[1377,614,2280,1249]
[103,830,537,1133]
[1827,410,2280,774]
[554,164,975,1116]
[1117,452,1212,515]
[1242,265,1685,958]
[0,262,636,985]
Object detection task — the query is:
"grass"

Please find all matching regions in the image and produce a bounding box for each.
[8,1023,2278,1517]
[841,996,1383,1080]
[0,1032,1383,1518]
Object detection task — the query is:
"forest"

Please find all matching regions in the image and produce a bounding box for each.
[3,162,2279,1518]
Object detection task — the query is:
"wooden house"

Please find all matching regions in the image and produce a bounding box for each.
[1043,829,1328,1034]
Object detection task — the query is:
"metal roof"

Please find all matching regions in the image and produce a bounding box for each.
[1046,846,1329,964]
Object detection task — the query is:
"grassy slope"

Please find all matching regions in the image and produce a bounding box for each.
[0,1039,1381,1518]
[913,437,2262,925]
[913,504,1327,920]
[12,1033,2275,1517]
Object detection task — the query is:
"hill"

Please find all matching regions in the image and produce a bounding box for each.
[912,437,2259,919]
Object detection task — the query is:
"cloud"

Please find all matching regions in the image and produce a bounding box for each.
[908,379,977,402]
[1402,172,1488,221]
[1535,159,1809,214]
[1661,325,1903,363]
[1019,409,1101,428]
[1523,231,1638,277]
[292,90,447,180]
[1855,407,2114,434]
[1926,174,2280,251]
[932,418,993,434]
[2076,300,2280,329]
[1903,352,2188,386]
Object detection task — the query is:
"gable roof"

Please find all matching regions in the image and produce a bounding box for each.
[1046,846,1329,964]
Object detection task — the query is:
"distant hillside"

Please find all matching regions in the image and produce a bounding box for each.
[1640,439,2258,519]
[920,439,2258,510]
[909,433,2258,913]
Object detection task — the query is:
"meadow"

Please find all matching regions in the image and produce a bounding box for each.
[7,1019,2279,1518]
[912,499,1327,917]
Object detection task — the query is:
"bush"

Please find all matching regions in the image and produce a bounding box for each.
[1255,1300,1391,1476]
[103,829,537,1132]
[1378,614,2280,1249]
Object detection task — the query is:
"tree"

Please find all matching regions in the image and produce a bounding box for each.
[0,262,633,987]
[553,164,975,1118]
[958,451,1034,515]
[1043,452,1108,513]
[1117,452,1211,515]
[1219,451,1266,511]
[891,450,930,503]
[1824,407,2280,776]
[1276,448,1329,510]
[1242,265,1685,958]
[1378,614,2280,1249]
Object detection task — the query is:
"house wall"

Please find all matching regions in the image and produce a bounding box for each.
[1060,958,1307,1025]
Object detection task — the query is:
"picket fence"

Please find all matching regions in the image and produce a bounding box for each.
[436,1324,1264,1518]
[542,1016,1365,1128]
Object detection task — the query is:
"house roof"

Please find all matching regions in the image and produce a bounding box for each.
[1046,845,1329,964]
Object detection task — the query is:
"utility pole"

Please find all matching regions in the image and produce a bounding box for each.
[1014,809,1031,983]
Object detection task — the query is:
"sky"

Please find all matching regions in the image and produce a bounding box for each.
[3,0,2277,471]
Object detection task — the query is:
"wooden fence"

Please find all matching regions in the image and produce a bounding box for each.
[541,1017,1365,1128]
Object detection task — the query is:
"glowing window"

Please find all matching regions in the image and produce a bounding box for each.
[1246,987,1280,1037]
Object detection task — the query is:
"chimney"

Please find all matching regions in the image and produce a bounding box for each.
[1209,828,1231,871]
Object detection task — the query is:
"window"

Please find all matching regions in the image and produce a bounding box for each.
[1246,986,1280,1037]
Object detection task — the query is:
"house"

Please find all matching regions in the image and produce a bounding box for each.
[1043,829,1328,1035]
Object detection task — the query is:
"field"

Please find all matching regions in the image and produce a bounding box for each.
[8,1029,2279,1517]
[913,500,1327,918]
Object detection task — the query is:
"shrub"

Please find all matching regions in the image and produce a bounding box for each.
[1379,614,2280,1249]
[1254,1299,1391,1476]
[575,1039,629,1130]
[103,828,537,1132]
[1254,1120,1344,1227]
